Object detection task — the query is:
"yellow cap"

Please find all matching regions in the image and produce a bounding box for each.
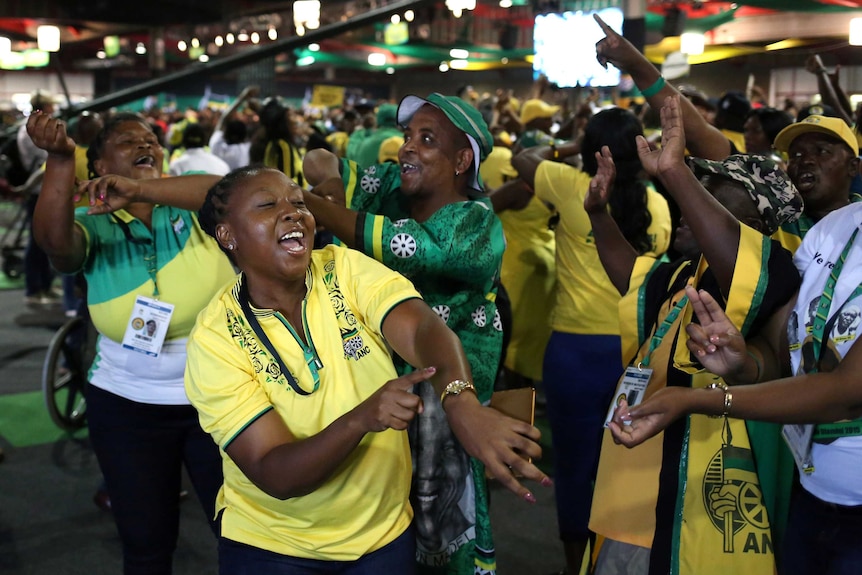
[378,135,404,164]
[520,99,560,125]
[774,115,859,155]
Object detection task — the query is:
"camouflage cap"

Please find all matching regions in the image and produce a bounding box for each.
[687,154,803,236]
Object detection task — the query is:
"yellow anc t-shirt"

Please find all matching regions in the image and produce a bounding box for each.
[534,160,672,335]
[185,244,421,561]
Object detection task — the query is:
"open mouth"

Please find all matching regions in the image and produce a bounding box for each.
[134,155,156,168]
[278,229,307,253]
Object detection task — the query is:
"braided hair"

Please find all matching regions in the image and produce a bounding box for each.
[85,112,152,180]
[581,108,654,255]
[198,165,268,261]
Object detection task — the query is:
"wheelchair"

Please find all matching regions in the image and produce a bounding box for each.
[42,310,96,432]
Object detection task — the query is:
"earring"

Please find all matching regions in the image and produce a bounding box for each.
[228,244,235,251]
[455,170,460,176]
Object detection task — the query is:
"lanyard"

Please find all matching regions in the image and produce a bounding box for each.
[809,227,861,370]
[112,213,160,297]
[639,294,689,368]
[237,275,319,396]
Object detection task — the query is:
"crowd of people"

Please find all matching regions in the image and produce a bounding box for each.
[3,11,862,575]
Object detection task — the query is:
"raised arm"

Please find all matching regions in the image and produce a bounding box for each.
[637,95,742,293]
[79,173,221,215]
[27,112,86,273]
[511,140,580,188]
[381,298,550,501]
[303,147,343,187]
[214,85,259,134]
[594,14,731,160]
[805,55,854,125]
[584,146,638,295]
[488,178,534,213]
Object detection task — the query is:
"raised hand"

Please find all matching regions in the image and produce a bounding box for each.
[352,366,432,432]
[635,95,686,179]
[594,13,643,72]
[805,54,826,75]
[683,285,748,380]
[78,175,144,215]
[26,112,75,157]
[584,146,615,214]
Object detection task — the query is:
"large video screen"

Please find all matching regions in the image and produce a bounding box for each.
[533,7,623,88]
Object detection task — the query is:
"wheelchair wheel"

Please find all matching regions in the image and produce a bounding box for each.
[42,316,96,432]
[1,250,23,280]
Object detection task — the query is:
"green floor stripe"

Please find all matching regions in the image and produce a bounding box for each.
[0,273,24,290]
[0,390,87,447]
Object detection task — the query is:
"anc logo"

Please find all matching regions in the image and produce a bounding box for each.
[702,443,771,555]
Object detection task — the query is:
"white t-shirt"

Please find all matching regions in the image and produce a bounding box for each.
[208,130,251,172]
[790,202,862,505]
[168,147,231,176]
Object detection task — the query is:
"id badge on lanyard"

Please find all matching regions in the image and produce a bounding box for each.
[121,295,174,357]
[604,365,652,427]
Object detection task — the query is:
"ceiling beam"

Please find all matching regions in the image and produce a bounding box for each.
[62,0,435,116]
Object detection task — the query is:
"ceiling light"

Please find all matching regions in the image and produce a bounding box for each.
[391,14,401,24]
[215,35,224,47]
[439,62,449,72]
[199,54,209,62]
[135,42,147,55]
[0,51,25,70]
[226,33,235,44]
[251,32,260,44]
[308,43,320,51]
[449,59,468,69]
[386,67,395,74]
[178,40,187,51]
[294,1,321,31]
[680,32,704,55]
[237,32,249,42]
[499,0,513,6]
[191,37,200,48]
[96,50,106,59]
[0,37,11,59]
[367,52,387,66]
[450,48,469,59]
[37,25,60,53]
[296,25,306,36]
[446,0,476,18]
[851,18,862,46]
[268,28,278,40]
[405,10,415,22]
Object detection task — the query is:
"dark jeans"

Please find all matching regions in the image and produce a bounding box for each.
[782,484,862,575]
[218,526,416,575]
[86,384,223,575]
[23,193,54,297]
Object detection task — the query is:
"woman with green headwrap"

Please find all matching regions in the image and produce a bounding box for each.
[303,93,547,575]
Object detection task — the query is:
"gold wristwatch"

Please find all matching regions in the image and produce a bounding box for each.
[440,379,476,404]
